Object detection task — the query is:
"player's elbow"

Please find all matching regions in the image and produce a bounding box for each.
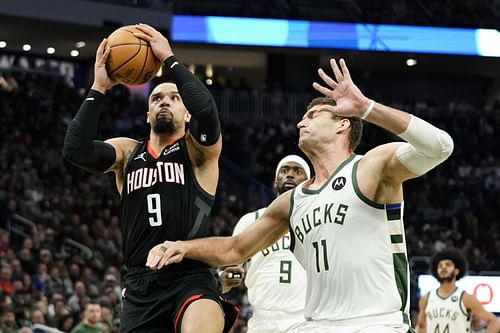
[62,143,81,166]
[421,128,454,160]
[434,129,454,160]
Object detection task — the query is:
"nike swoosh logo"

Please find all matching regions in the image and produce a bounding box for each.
[85,97,95,101]
[170,61,179,69]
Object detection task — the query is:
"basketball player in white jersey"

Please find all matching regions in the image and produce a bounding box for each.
[146,58,454,333]
[220,155,310,333]
[417,248,500,333]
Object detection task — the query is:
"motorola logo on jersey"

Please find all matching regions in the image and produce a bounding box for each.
[451,296,458,302]
[332,177,346,190]
[127,162,185,194]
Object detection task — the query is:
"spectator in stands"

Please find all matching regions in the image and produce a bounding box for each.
[57,314,75,332]
[0,264,14,296]
[1,308,20,333]
[68,281,86,314]
[71,302,103,333]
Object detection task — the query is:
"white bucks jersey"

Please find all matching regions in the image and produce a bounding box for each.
[289,154,411,325]
[425,287,471,333]
[233,207,307,313]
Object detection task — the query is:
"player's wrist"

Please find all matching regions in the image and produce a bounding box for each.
[360,99,375,120]
[91,83,107,94]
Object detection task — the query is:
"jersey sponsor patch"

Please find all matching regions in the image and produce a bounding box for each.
[331,176,346,190]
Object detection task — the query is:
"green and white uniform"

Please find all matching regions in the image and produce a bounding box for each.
[233,208,307,333]
[424,287,471,333]
[288,154,413,333]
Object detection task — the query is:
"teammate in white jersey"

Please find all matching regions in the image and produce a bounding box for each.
[220,155,310,333]
[417,248,500,333]
[146,58,454,333]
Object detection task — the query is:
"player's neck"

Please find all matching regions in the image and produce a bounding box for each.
[149,131,184,151]
[438,282,456,297]
[307,148,351,186]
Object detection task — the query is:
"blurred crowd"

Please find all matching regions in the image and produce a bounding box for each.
[0,69,499,333]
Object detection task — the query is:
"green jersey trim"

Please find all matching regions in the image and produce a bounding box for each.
[436,286,458,300]
[393,252,409,313]
[459,290,469,316]
[352,160,384,209]
[288,188,296,252]
[301,154,356,195]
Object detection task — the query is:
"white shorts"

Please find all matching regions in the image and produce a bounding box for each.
[288,312,413,333]
[288,321,411,333]
[247,308,304,333]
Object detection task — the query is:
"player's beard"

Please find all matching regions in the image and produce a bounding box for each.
[438,271,456,283]
[153,118,175,134]
[276,181,296,194]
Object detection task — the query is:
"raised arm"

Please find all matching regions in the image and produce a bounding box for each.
[313,58,453,187]
[146,191,292,269]
[134,24,222,164]
[63,39,132,174]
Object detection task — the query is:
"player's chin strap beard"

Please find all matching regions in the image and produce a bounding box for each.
[153,119,175,134]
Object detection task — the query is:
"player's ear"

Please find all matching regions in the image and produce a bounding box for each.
[185,111,191,123]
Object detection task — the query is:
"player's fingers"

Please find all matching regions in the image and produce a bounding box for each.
[95,39,107,62]
[318,68,338,89]
[102,46,111,62]
[155,254,170,270]
[96,38,106,54]
[146,252,161,269]
[133,32,152,42]
[158,253,183,269]
[146,244,166,268]
[312,82,333,96]
[330,58,343,82]
[138,23,156,32]
[135,23,158,38]
[339,58,351,80]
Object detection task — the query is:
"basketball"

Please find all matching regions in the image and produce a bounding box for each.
[105,25,162,85]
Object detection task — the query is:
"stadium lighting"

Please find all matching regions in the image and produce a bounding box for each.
[70,49,79,57]
[47,47,56,55]
[406,58,417,66]
[75,41,86,48]
[0,41,6,48]
[22,44,31,51]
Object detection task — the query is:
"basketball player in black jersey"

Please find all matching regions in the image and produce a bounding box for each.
[63,23,237,333]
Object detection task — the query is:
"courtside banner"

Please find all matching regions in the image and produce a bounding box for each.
[418,275,500,313]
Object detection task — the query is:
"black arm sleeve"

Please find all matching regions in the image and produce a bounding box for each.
[165,56,221,145]
[62,89,116,173]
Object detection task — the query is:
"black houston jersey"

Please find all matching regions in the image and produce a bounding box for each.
[121,138,215,268]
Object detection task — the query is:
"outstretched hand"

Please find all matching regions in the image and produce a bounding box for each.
[133,23,174,62]
[313,58,371,118]
[91,38,118,93]
[146,241,186,270]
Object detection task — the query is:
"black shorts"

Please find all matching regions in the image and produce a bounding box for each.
[120,266,239,333]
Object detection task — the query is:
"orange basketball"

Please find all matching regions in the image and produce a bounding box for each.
[105,25,162,85]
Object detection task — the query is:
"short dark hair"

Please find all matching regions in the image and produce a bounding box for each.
[431,248,467,281]
[306,97,363,152]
